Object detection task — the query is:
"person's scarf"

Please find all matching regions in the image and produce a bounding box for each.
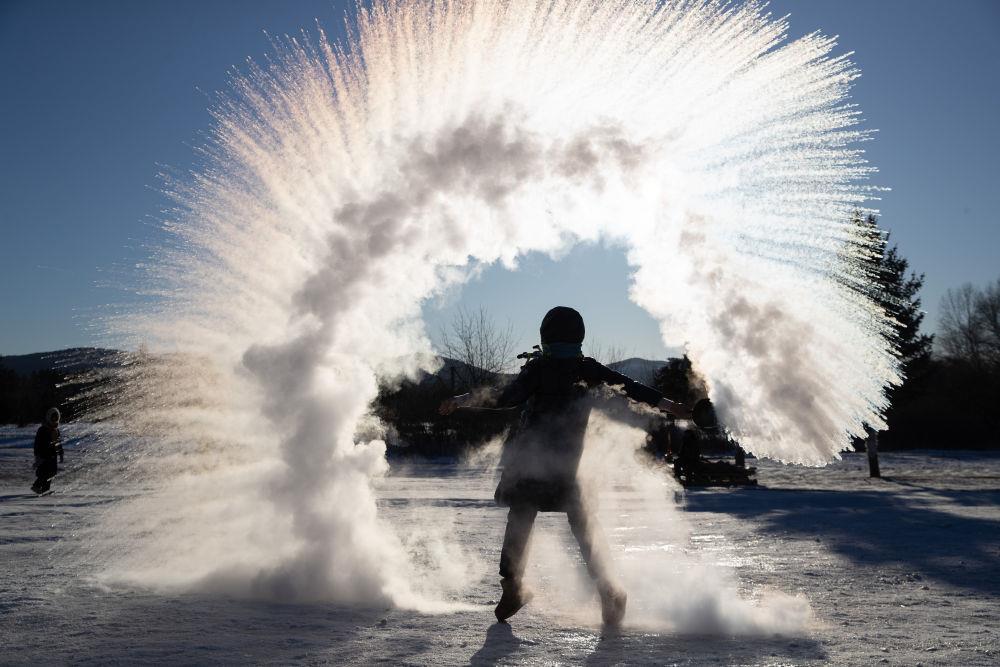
[541,342,583,358]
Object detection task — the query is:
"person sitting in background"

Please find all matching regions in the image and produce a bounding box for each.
[31,407,64,495]
[439,306,704,627]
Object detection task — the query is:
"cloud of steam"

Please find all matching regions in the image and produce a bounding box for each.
[83,0,896,616]
[506,390,811,635]
[582,410,812,635]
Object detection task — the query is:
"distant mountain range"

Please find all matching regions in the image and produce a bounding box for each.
[606,357,666,385]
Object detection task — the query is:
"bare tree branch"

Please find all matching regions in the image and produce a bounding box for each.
[438,306,518,391]
[586,339,630,365]
[975,279,1000,367]
[939,284,986,367]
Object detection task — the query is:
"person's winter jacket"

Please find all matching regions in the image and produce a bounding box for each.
[492,355,662,510]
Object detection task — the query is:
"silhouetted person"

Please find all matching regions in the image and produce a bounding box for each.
[31,407,63,495]
[440,306,697,626]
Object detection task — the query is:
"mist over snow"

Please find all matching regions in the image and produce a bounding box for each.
[75,0,897,631]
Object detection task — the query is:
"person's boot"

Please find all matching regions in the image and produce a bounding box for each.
[30,480,43,494]
[494,577,533,622]
[599,583,627,627]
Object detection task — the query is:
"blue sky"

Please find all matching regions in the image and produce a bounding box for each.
[1,1,998,357]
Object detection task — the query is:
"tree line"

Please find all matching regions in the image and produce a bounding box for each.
[836,213,997,449]
[2,216,997,452]
[0,366,69,426]
[902,276,1000,449]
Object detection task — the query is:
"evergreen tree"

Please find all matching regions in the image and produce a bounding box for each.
[652,354,708,405]
[845,213,934,426]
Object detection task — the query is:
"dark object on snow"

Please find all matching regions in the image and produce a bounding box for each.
[671,430,757,488]
[673,457,758,488]
[691,397,717,430]
[865,426,881,478]
[31,458,58,495]
[31,410,63,495]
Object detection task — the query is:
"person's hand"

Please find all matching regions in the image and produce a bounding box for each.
[657,397,692,420]
[438,397,460,416]
[439,393,473,415]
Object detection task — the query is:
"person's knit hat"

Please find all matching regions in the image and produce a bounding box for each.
[540,306,585,344]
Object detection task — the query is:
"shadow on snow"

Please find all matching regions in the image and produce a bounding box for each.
[682,483,1000,594]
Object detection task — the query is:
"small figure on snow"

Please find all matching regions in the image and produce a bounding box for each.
[31,407,64,495]
[439,306,704,626]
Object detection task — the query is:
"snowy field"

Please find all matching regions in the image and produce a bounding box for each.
[2,424,999,666]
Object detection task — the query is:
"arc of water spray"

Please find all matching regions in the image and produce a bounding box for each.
[85,0,897,615]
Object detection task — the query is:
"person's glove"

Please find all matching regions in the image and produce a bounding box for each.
[438,393,472,415]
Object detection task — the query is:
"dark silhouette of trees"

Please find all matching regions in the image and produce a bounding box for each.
[652,354,708,405]
[933,278,1000,444]
[368,307,520,457]
[842,213,937,448]
[0,367,69,426]
[846,213,934,396]
[586,340,630,365]
[0,349,123,426]
[940,279,1000,370]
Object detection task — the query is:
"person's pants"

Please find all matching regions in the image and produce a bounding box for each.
[499,499,615,588]
[33,458,58,493]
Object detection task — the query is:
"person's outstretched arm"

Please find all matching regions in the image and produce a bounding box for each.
[438,392,475,415]
[438,361,538,415]
[656,396,692,419]
[583,358,694,419]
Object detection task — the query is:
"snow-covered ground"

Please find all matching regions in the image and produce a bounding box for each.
[2,424,998,665]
